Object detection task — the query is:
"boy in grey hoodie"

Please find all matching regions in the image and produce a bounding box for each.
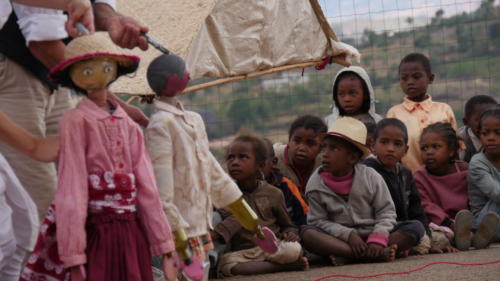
[324,66,382,127]
[301,117,399,264]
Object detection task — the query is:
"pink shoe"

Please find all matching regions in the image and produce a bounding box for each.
[175,255,205,281]
[253,226,278,254]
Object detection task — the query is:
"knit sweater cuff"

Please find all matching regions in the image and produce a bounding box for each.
[366,232,388,247]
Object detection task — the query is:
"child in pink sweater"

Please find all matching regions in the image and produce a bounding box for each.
[413,122,468,250]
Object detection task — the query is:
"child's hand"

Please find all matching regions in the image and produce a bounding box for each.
[70,265,86,281]
[282,231,300,242]
[163,252,179,281]
[348,231,367,257]
[364,243,384,258]
[429,245,444,254]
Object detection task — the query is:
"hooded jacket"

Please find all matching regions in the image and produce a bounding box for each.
[324,66,382,127]
[306,164,396,246]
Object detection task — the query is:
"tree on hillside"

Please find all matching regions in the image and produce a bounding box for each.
[432,9,445,25]
[406,17,414,26]
[475,0,496,20]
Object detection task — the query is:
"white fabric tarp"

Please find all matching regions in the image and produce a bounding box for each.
[113,0,360,95]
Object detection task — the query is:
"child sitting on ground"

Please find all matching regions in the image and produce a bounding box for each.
[413,122,470,251]
[467,108,500,248]
[214,134,308,278]
[324,66,383,127]
[301,117,398,265]
[460,95,497,162]
[363,118,439,254]
[387,53,457,171]
[262,138,308,227]
[274,115,327,195]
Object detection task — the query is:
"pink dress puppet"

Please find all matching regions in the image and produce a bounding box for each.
[20,32,178,281]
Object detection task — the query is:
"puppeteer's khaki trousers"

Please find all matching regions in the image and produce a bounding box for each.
[0,53,75,221]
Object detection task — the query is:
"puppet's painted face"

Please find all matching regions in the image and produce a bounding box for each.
[69,58,117,93]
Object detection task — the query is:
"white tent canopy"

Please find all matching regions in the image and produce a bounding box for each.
[113,0,360,96]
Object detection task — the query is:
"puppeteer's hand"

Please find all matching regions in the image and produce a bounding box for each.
[65,0,95,37]
[163,252,179,281]
[70,265,86,281]
[31,136,59,162]
[106,14,148,50]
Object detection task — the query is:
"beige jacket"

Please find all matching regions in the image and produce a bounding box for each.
[145,97,242,237]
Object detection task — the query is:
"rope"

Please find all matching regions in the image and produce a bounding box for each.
[313,259,500,280]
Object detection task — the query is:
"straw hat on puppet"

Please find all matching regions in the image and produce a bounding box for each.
[49,32,140,89]
[323,117,371,159]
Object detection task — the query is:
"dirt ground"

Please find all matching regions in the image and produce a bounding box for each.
[212,244,500,281]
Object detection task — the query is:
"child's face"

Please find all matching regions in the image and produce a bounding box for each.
[226,141,260,182]
[288,128,322,167]
[420,132,455,172]
[336,77,365,115]
[399,62,434,101]
[70,58,117,93]
[479,116,500,156]
[321,136,358,176]
[372,126,408,170]
[466,103,496,137]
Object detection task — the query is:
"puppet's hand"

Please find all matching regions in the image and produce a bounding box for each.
[70,265,86,281]
[163,252,178,281]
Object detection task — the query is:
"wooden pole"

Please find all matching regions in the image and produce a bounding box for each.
[180,57,349,95]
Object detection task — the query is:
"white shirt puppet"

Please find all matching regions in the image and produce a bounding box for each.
[144,54,278,280]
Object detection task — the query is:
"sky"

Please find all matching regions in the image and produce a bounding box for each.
[319,0,499,38]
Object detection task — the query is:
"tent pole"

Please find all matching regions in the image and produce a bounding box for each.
[181,56,348,95]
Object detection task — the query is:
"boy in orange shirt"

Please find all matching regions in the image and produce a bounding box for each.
[387,53,457,171]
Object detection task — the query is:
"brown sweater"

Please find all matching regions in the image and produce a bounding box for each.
[214,180,298,251]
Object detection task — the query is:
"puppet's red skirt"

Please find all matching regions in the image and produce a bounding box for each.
[21,208,153,281]
[86,212,154,281]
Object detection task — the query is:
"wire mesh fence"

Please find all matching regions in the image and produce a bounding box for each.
[142,0,500,158]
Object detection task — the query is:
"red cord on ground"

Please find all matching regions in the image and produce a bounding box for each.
[313,259,500,280]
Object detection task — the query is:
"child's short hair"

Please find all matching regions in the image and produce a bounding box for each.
[230,133,268,164]
[399,53,432,76]
[332,71,371,116]
[288,115,327,140]
[374,118,409,144]
[263,138,275,158]
[479,108,500,131]
[464,95,497,118]
[421,122,460,160]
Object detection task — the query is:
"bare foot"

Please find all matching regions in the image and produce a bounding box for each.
[329,255,346,266]
[442,246,459,253]
[294,256,309,271]
[382,244,398,262]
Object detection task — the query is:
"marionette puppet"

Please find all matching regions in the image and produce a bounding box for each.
[20,32,178,281]
[144,53,278,281]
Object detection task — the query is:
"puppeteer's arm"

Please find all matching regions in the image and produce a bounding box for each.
[0,111,58,162]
